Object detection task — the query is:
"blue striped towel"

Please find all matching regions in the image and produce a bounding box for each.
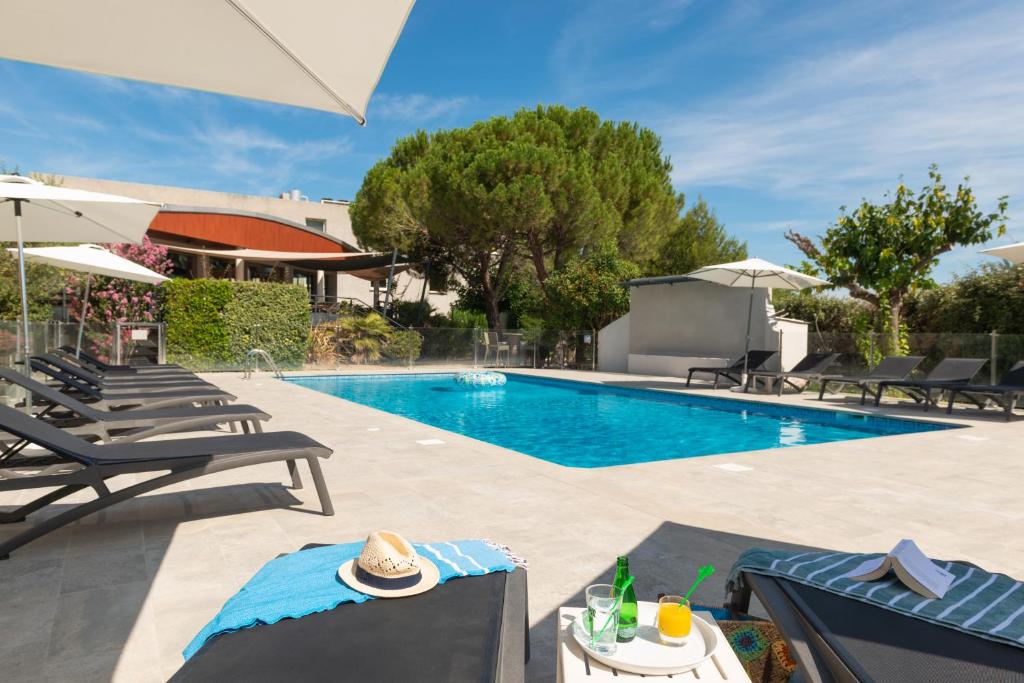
[183,539,518,660]
[728,547,1024,649]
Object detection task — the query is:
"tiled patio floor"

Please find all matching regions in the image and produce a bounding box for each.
[1,367,1022,682]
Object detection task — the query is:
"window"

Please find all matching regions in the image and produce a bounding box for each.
[305,217,326,231]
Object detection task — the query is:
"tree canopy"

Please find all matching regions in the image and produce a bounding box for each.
[645,197,747,276]
[350,105,691,328]
[544,247,639,331]
[786,166,1008,348]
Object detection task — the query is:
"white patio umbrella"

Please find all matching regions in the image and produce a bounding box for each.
[8,244,169,358]
[0,175,160,369]
[685,257,831,376]
[0,0,415,125]
[980,242,1024,265]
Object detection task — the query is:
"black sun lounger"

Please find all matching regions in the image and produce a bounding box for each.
[817,355,926,404]
[29,358,236,410]
[686,350,777,388]
[745,352,841,396]
[728,569,1024,682]
[33,353,211,390]
[0,403,333,559]
[937,360,1024,420]
[873,357,988,410]
[171,548,528,683]
[0,369,268,443]
[54,348,192,378]
[59,346,187,373]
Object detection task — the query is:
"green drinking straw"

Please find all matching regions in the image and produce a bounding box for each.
[591,575,635,647]
[679,565,716,609]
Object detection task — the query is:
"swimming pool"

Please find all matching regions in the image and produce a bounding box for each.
[286,373,953,468]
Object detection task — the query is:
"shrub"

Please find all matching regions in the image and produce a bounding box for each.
[334,313,392,363]
[387,329,424,367]
[224,282,310,368]
[163,279,233,369]
[164,279,309,369]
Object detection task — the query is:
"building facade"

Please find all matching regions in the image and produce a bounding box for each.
[52,174,456,314]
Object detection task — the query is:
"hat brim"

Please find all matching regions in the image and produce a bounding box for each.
[337,557,440,598]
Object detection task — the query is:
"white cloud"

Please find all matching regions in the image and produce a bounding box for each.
[369,93,471,122]
[658,2,1024,212]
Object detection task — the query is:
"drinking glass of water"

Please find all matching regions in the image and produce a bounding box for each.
[584,583,622,655]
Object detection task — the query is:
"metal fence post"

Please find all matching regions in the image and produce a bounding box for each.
[473,328,478,368]
[868,333,876,371]
[991,330,999,385]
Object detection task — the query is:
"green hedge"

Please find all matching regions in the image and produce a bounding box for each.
[163,279,310,370]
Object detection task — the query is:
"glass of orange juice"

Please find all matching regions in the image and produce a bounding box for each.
[656,595,692,645]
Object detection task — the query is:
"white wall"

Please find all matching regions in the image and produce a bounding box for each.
[628,281,771,358]
[598,313,630,372]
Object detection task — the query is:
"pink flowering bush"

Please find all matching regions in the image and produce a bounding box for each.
[65,237,174,359]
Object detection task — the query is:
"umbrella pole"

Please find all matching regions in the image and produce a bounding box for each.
[743,279,755,379]
[14,200,31,372]
[75,275,91,358]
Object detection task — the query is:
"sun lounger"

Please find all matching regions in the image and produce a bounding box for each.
[33,353,211,390]
[55,348,192,377]
[745,352,841,395]
[728,569,1024,682]
[171,546,528,683]
[817,355,926,404]
[686,350,778,388]
[59,346,187,373]
[0,403,333,559]
[0,369,268,442]
[30,359,237,410]
[937,361,1024,420]
[873,357,988,410]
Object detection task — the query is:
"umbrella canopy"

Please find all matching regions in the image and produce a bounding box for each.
[10,244,169,285]
[0,0,415,125]
[0,175,161,370]
[980,242,1024,265]
[685,258,830,377]
[685,257,831,290]
[10,244,169,356]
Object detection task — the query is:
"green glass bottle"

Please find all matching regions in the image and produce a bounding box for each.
[613,555,638,642]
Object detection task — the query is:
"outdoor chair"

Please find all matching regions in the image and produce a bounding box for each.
[0,403,333,559]
[873,357,988,410]
[744,352,842,395]
[59,345,187,373]
[30,358,237,411]
[727,566,1024,682]
[55,348,192,378]
[938,360,1024,420]
[482,331,510,367]
[171,546,528,683]
[0,369,268,443]
[686,349,777,388]
[33,353,211,390]
[817,355,926,404]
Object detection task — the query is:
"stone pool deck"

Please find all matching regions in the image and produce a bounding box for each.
[1,366,1022,682]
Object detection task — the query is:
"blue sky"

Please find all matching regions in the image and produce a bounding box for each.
[1,0,1022,281]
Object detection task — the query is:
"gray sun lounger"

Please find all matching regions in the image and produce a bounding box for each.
[33,354,212,390]
[0,369,268,443]
[0,402,333,559]
[937,360,1024,420]
[54,348,192,378]
[59,346,188,373]
[727,567,1024,682]
[686,350,777,388]
[873,357,988,411]
[30,359,237,410]
[744,352,842,396]
[817,355,926,404]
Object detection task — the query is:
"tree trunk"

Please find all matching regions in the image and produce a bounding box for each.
[526,231,548,284]
[888,293,903,353]
[481,268,501,330]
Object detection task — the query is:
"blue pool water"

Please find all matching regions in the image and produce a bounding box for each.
[286,373,953,468]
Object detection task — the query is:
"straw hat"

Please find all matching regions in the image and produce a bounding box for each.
[338,530,440,598]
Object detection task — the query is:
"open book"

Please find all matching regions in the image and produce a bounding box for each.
[842,539,955,599]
